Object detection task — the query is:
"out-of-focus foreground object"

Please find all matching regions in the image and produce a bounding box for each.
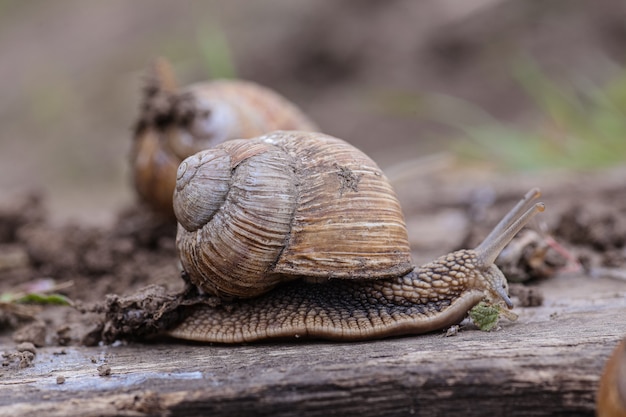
[597,337,626,417]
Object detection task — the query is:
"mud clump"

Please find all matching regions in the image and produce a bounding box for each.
[555,205,626,251]
[94,283,203,345]
[554,204,626,278]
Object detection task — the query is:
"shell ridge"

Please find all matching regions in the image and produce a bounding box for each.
[177,140,298,297]
[268,132,413,279]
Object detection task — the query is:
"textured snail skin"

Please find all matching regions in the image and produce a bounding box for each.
[131,59,317,219]
[169,131,544,343]
[168,250,508,343]
[597,338,626,417]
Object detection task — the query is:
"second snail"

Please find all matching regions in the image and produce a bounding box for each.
[131,58,317,219]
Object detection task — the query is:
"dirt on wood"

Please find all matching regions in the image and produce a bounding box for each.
[0,194,180,346]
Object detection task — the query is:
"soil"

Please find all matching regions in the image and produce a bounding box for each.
[0,195,183,347]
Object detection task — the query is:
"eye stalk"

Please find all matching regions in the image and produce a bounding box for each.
[472,188,545,308]
[474,188,545,269]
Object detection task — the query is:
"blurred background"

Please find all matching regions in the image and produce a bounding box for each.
[1,0,625,225]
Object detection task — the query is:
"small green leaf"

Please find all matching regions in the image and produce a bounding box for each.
[16,293,72,306]
[469,301,501,331]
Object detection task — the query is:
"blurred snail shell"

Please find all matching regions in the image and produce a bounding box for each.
[168,130,545,343]
[131,58,317,218]
[597,337,626,417]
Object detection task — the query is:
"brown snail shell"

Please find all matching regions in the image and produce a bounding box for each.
[597,337,626,417]
[174,131,413,298]
[168,130,546,343]
[131,58,317,218]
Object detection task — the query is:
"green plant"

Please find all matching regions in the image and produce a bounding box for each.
[452,61,626,170]
[196,23,237,79]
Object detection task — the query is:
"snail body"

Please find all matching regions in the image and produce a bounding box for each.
[131,58,317,218]
[168,131,544,343]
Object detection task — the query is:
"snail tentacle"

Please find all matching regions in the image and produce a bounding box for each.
[477,188,540,247]
[475,202,545,267]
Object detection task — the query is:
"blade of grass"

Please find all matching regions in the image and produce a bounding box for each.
[196,23,237,79]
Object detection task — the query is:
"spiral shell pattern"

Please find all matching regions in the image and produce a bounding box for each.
[174,131,413,298]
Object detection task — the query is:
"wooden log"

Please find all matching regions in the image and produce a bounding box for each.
[0,274,624,417]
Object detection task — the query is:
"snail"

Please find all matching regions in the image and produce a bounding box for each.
[131,58,317,218]
[167,130,545,343]
[597,337,626,417]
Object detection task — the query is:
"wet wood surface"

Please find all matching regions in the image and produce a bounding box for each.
[1,274,625,417]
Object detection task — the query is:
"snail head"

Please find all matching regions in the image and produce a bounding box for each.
[453,189,545,308]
